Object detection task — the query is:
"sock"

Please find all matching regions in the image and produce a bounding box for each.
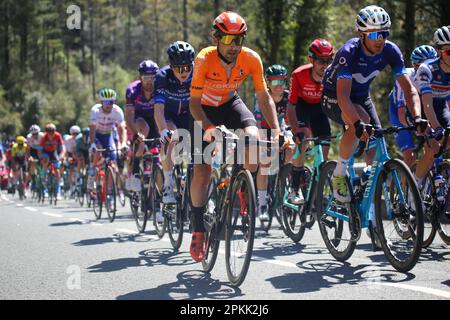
[291,166,303,191]
[258,190,267,207]
[191,205,206,233]
[163,170,173,188]
[334,156,349,177]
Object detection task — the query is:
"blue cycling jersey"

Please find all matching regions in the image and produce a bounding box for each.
[389,68,416,112]
[154,65,192,116]
[323,38,406,98]
[415,57,450,108]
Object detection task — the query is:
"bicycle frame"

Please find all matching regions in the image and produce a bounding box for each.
[325,136,406,228]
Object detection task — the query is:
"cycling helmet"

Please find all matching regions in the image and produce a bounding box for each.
[213,11,247,35]
[138,60,159,75]
[82,127,90,135]
[167,41,195,66]
[29,124,40,134]
[355,5,391,32]
[70,125,81,135]
[434,26,450,46]
[265,65,288,78]
[99,88,117,101]
[16,136,26,144]
[308,38,334,59]
[411,45,438,64]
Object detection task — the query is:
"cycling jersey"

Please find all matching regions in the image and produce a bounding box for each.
[415,57,450,108]
[190,46,267,107]
[389,68,417,111]
[11,143,27,158]
[289,64,323,105]
[126,80,156,121]
[26,133,44,151]
[64,136,77,154]
[89,104,124,134]
[76,134,90,152]
[155,65,192,116]
[323,38,406,98]
[254,90,289,130]
[40,132,64,153]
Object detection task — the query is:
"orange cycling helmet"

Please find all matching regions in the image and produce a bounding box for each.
[213,11,247,35]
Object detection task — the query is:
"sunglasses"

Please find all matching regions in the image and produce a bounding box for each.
[268,79,287,86]
[171,65,192,73]
[218,34,245,46]
[315,57,333,65]
[141,75,156,81]
[102,100,114,106]
[441,49,450,57]
[364,30,390,40]
[45,129,55,133]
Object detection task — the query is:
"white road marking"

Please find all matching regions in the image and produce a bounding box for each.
[374,282,450,299]
[115,228,139,235]
[16,203,23,207]
[24,207,38,212]
[42,212,63,218]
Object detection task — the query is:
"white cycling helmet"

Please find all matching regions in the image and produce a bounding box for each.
[434,26,450,46]
[29,124,41,134]
[70,125,81,135]
[355,5,391,32]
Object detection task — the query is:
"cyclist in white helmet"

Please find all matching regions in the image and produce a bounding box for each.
[64,125,81,196]
[26,124,44,192]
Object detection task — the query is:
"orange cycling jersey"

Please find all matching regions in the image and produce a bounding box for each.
[190,46,267,107]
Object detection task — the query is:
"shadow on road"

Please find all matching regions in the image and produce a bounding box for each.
[50,221,83,227]
[88,248,196,273]
[267,258,415,294]
[116,270,243,300]
[72,231,159,246]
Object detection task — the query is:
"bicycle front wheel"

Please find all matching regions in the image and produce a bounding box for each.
[152,164,166,238]
[105,166,117,222]
[375,159,423,272]
[225,169,256,287]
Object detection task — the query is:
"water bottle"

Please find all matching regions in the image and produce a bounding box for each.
[434,174,445,202]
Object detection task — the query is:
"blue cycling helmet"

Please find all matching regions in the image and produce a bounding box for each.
[410,45,438,65]
[167,41,195,65]
[138,60,159,75]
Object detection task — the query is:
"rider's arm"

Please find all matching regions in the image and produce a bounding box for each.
[117,121,127,148]
[336,78,359,125]
[421,92,441,129]
[414,63,441,128]
[189,96,214,130]
[397,74,422,122]
[89,124,96,145]
[256,90,280,132]
[397,106,409,127]
[153,72,168,134]
[125,106,137,135]
[154,103,167,133]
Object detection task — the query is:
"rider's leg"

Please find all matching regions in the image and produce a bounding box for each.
[129,118,149,192]
[161,121,177,203]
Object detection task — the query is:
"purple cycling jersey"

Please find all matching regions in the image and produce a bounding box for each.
[125,80,156,123]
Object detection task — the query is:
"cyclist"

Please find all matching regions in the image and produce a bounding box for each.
[11,136,28,194]
[413,26,450,185]
[75,127,91,186]
[26,124,44,191]
[88,88,127,190]
[154,41,195,207]
[320,5,424,203]
[64,125,81,196]
[388,45,438,168]
[189,11,281,261]
[125,60,159,193]
[254,64,290,221]
[38,123,65,199]
[286,38,334,205]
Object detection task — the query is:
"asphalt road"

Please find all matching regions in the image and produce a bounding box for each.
[1,192,449,301]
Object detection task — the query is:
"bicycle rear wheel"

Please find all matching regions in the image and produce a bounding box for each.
[375,159,423,272]
[105,166,117,222]
[437,161,450,244]
[225,169,256,287]
[316,161,356,261]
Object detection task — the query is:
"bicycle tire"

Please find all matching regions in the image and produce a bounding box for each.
[316,161,356,261]
[92,176,103,220]
[225,169,256,287]
[437,161,450,244]
[167,166,184,250]
[116,172,126,207]
[152,163,166,238]
[375,159,423,272]
[202,169,221,272]
[105,166,117,222]
[302,165,316,229]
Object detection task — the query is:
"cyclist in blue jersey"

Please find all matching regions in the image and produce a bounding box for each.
[154,41,195,206]
[389,45,438,168]
[321,5,424,202]
[125,60,159,192]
